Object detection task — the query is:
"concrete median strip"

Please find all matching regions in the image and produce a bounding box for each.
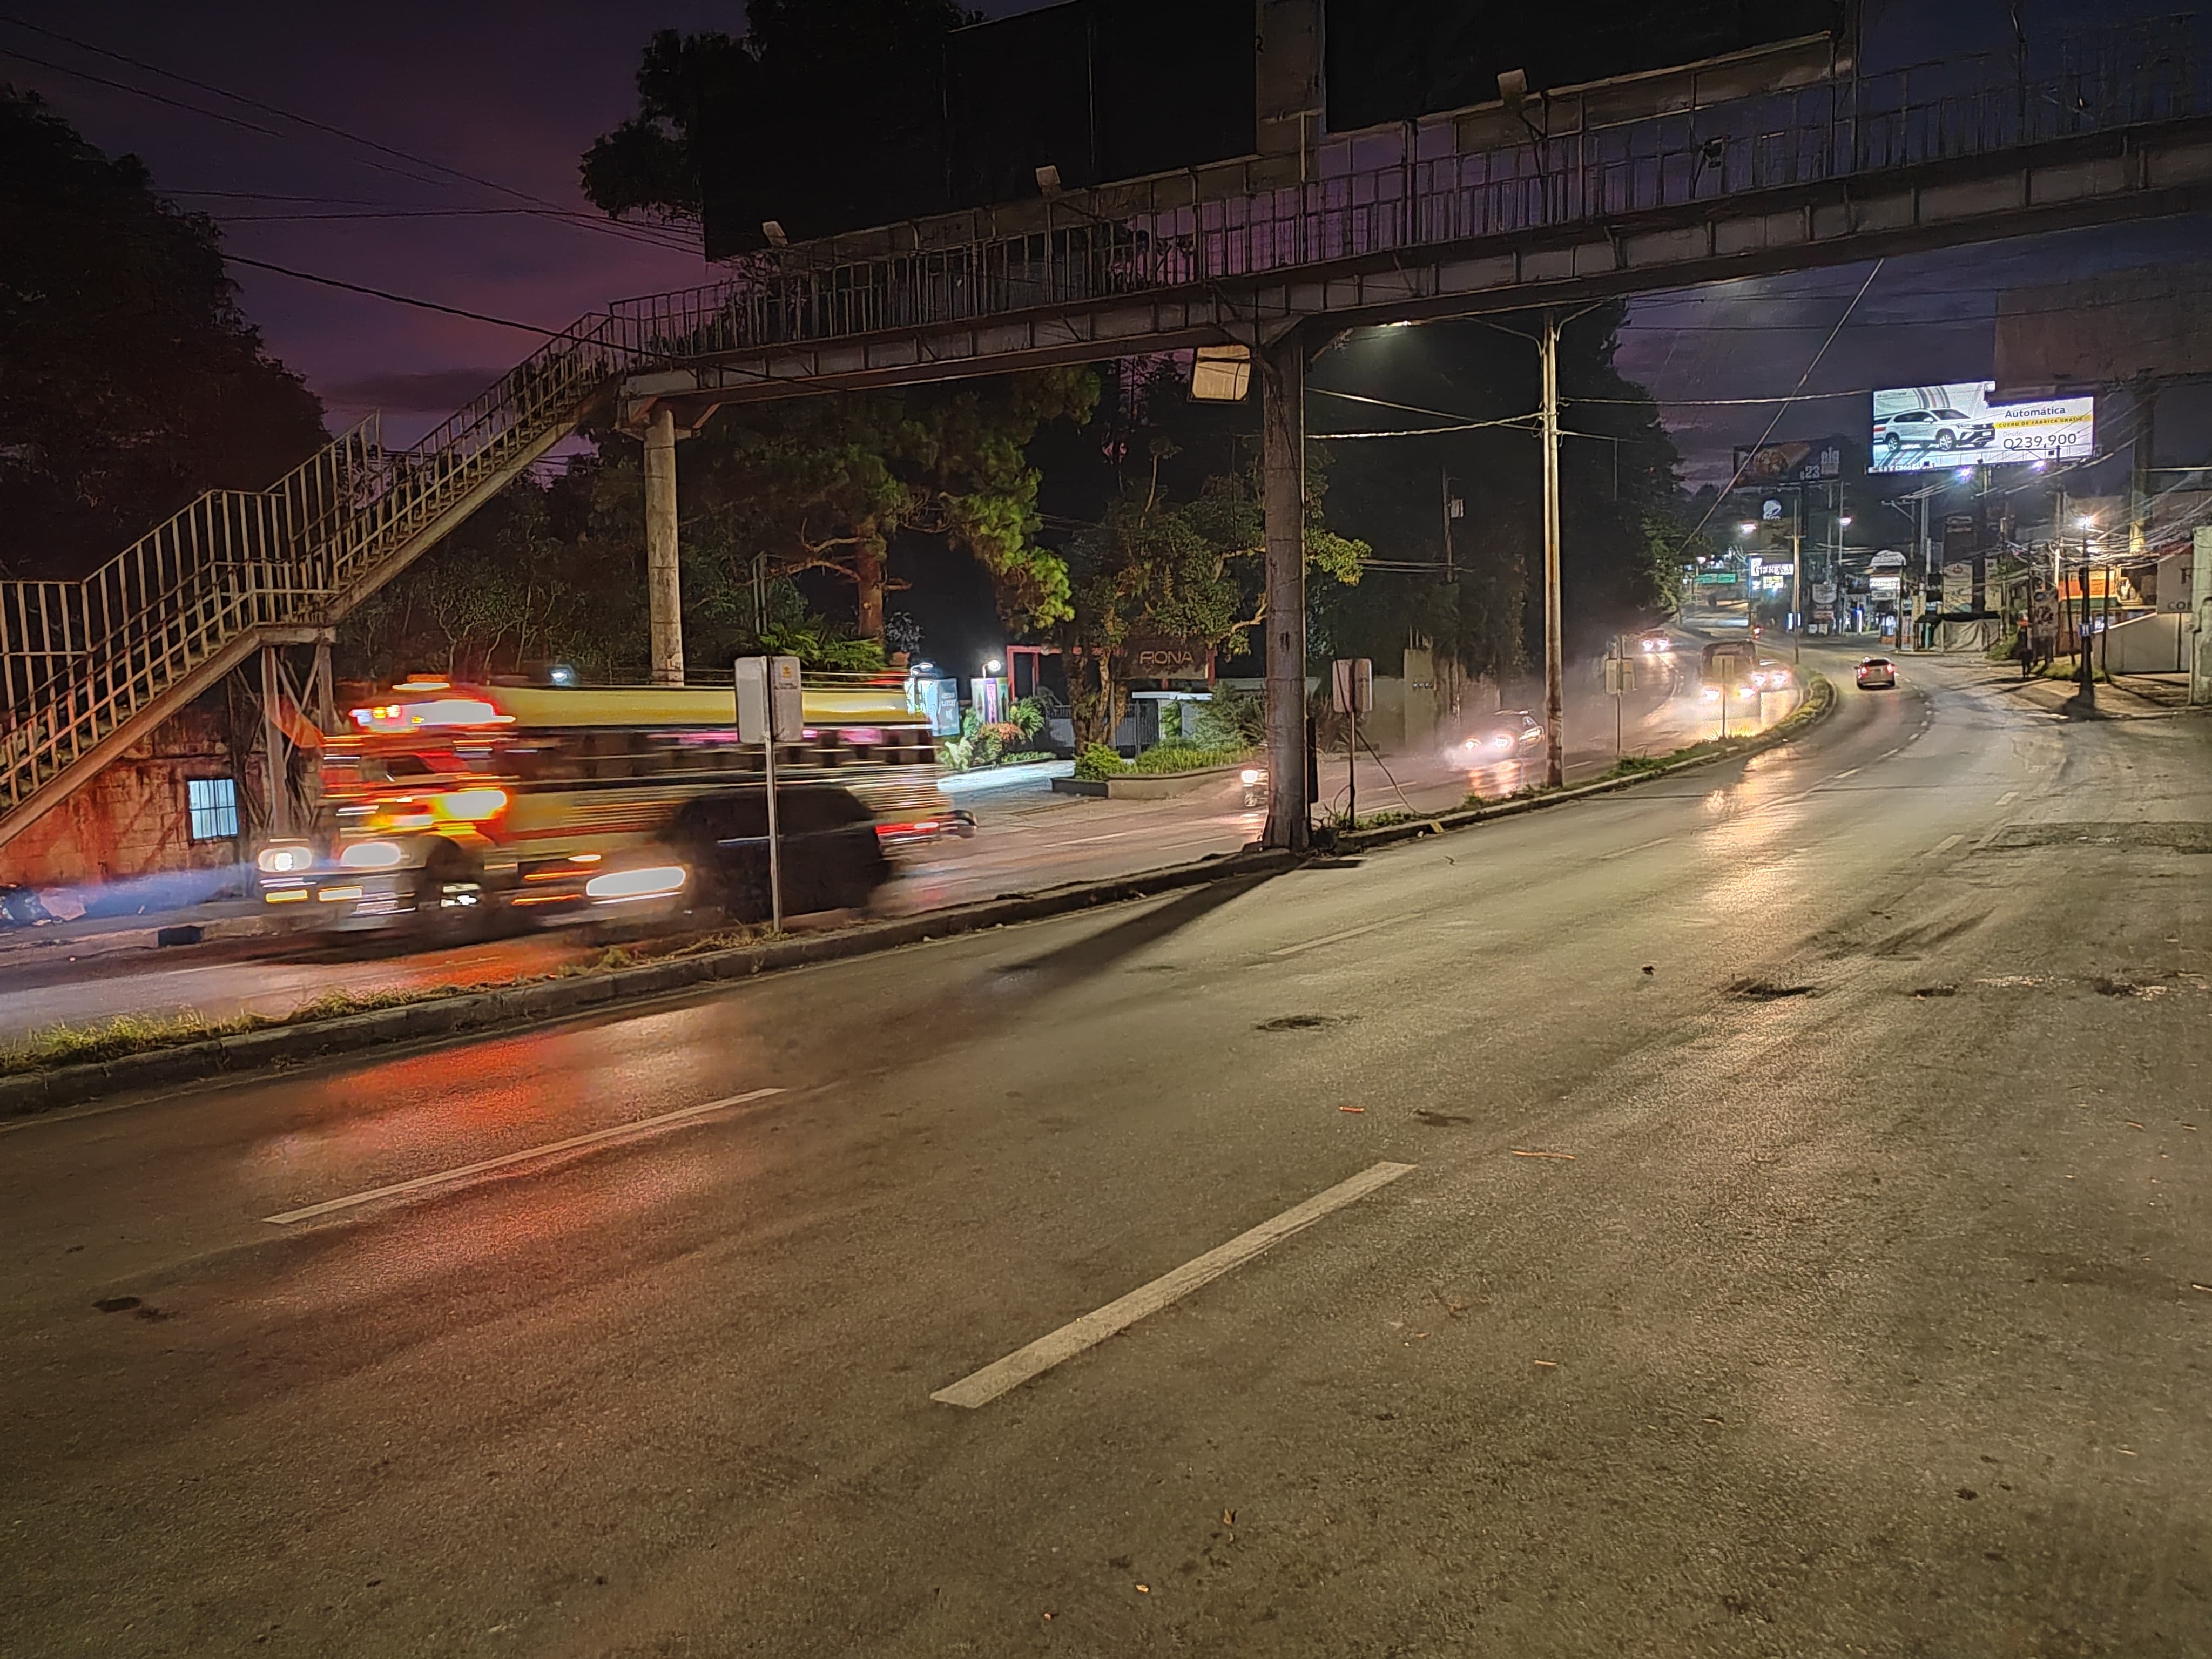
[0,678,1834,1118]
[931,1161,1417,1409]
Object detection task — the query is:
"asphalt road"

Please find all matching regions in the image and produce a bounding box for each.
[18,647,2196,1656]
[0,645,1773,1044]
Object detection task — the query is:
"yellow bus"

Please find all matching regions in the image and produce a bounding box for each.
[257,675,940,935]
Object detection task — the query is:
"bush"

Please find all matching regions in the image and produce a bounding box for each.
[1129,741,1245,775]
[1073,743,1128,781]
[1194,688,1265,749]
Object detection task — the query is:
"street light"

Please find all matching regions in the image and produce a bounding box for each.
[983,657,1004,675]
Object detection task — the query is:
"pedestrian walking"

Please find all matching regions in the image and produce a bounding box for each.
[2014,627,2035,681]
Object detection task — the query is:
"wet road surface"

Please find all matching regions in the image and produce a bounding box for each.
[16,650,2183,1655]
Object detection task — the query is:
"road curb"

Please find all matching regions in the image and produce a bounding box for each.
[0,849,1301,1118]
[1336,673,1836,853]
[0,679,1834,1117]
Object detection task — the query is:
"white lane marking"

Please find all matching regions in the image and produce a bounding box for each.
[1931,834,1963,854]
[1997,790,2019,806]
[1830,767,1860,780]
[1598,836,1676,862]
[932,1161,1417,1409]
[262,1087,785,1225]
[1268,915,1412,957]
[1880,748,1901,759]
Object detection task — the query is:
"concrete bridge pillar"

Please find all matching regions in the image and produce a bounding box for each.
[643,405,685,686]
[1261,325,1310,852]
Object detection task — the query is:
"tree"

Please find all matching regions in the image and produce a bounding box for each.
[0,88,326,580]
[581,2,969,251]
[1063,445,1365,746]
[588,367,1097,648]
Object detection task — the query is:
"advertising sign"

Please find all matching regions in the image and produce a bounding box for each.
[1124,635,1215,683]
[1871,381,2094,473]
[1734,439,1846,484]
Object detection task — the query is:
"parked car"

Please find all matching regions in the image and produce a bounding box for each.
[1856,656,1898,689]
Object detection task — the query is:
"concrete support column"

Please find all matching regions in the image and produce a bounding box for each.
[1260,326,1310,852]
[259,644,286,840]
[644,405,685,686]
[2194,529,2212,706]
[1540,311,1565,787]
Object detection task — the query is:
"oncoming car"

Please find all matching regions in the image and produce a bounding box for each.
[1453,709,1545,767]
[1856,656,1898,690]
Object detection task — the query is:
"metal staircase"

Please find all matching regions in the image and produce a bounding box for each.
[0,310,653,849]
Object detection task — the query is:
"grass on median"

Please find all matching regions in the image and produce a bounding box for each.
[0,923,786,1079]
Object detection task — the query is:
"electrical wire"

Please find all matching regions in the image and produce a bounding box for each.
[222,254,573,338]
[0,17,701,257]
[1667,260,1887,560]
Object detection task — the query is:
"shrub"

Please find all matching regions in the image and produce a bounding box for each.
[1194,688,1264,749]
[1129,741,1245,774]
[1073,743,1128,781]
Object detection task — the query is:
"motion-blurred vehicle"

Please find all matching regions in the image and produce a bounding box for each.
[1856,656,1898,689]
[1239,766,1265,808]
[875,809,977,852]
[1698,642,1766,707]
[1636,629,1674,656]
[257,676,939,935]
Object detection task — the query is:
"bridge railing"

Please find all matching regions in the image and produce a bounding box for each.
[0,307,638,817]
[610,31,2208,362]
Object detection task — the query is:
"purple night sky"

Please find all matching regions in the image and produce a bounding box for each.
[5,1,2208,483]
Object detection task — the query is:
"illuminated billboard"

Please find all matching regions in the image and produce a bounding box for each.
[1870,381,2094,473]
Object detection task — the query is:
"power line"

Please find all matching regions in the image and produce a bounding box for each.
[224,254,572,338]
[0,16,699,257]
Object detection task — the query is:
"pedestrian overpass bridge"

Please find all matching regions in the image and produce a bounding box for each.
[7,37,2212,852]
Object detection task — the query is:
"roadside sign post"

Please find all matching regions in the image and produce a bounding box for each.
[736,655,804,930]
[1708,645,1748,740]
[1603,648,1635,757]
[1331,659,1372,828]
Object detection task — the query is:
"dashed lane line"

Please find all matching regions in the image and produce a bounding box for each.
[1932,834,1963,854]
[262,1087,785,1224]
[931,1161,1417,1409]
[1268,915,1415,957]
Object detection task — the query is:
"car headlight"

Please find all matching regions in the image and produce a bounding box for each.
[257,844,313,875]
[1239,768,1262,786]
[584,864,687,901]
[339,840,407,870]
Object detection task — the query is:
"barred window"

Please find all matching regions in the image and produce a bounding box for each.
[186,777,239,842]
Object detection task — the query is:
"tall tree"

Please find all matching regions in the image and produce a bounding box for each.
[0,87,326,581]
[1062,442,1366,746]
[584,368,1097,648]
[581,2,969,249]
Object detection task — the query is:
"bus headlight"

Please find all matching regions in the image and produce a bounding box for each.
[339,840,407,870]
[257,843,314,875]
[584,864,687,902]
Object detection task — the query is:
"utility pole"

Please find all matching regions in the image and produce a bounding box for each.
[1260,325,1310,850]
[1540,310,1564,787]
[1790,487,1804,665]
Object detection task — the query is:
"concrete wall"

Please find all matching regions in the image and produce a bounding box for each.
[0,707,252,893]
[2103,611,2196,674]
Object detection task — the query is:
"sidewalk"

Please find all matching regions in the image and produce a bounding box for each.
[1978,665,2187,720]
[0,900,279,966]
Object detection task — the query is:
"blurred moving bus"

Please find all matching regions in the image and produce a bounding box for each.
[257,675,939,934]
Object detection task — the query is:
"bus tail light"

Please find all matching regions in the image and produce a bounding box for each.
[584,865,687,902]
